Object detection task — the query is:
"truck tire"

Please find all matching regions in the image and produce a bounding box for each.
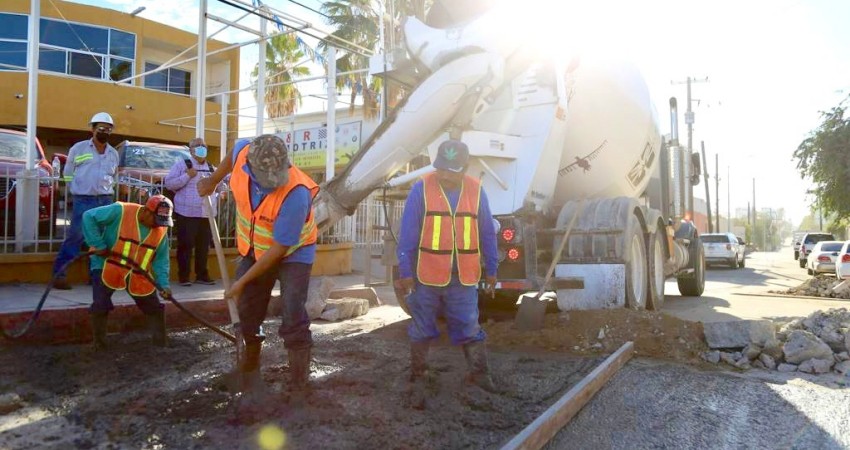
[738,254,746,268]
[390,266,411,315]
[677,236,705,297]
[729,257,738,270]
[794,250,799,260]
[799,258,806,268]
[624,215,648,310]
[646,228,665,311]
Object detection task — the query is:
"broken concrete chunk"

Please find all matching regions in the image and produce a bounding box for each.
[752,359,766,370]
[778,318,804,341]
[783,330,834,364]
[761,337,784,361]
[0,393,23,414]
[836,352,850,362]
[329,286,382,308]
[702,351,721,364]
[597,328,606,340]
[734,356,751,369]
[845,333,850,354]
[799,358,834,375]
[719,352,737,366]
[758,353,777,370]
[305,277,335,320]
[743,344,762,361]
[820,330,846,353]
[835,361,850,375]
[703,320,775,349]
[320,298,369,321]
[777,363,798,373]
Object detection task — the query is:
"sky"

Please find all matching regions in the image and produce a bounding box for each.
[63,0,850,226]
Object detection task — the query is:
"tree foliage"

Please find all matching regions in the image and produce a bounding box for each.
[793,96,850,220]
[252,33,311,119]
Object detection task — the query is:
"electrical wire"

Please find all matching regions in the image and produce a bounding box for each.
[285,0,332,19]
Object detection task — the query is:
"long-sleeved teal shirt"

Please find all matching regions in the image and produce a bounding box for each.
[82,203,171,290]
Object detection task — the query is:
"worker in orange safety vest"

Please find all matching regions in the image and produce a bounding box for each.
[82,195,174,350]
[396,139,500,409]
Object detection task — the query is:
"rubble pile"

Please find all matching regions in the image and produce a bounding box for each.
[772,275,850,299]
[701,309,850,377]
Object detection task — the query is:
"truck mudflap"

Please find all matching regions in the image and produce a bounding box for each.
[554,263,626,310]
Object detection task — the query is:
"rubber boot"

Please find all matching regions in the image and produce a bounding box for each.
[145,311,168,347]
[287,348,312,405]
[462,341,497,393]
[90,312,108,351]
[409,341,430,410]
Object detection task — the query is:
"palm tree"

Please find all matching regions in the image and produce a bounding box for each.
[319,0,432,118]
[252,32,311,119]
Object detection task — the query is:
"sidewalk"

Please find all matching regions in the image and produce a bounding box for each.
[0,253,400,344]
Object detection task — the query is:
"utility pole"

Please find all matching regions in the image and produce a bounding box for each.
[727,165,730,232]
[701,142,712,232]
[672,76,709,218]
[715,153,720,233]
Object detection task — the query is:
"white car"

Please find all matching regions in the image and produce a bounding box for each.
[806,241,844,275]
[833,241,850,279]
[701,233,745,269]
[798,232,836,268]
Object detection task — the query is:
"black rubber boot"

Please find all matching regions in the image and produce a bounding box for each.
[287,348,312,405]
[409,341,430,409]
[145,311,168,347]
[90,312,108,351]
[239,341,267,395]
[462,341,497,393]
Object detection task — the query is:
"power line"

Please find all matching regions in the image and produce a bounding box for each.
[286,0,331,19]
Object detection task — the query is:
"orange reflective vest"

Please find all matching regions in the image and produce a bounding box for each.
[230,146,319,260]
[101,203,167,296]
[417,173,482,286]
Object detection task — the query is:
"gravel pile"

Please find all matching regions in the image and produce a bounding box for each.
[702,308,850,377]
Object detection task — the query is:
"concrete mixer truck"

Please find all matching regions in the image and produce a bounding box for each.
[312,2,705,312]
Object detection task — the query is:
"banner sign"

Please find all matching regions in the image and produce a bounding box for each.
[275,121,362,169]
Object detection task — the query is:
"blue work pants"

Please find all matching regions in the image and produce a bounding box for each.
[89,269,163,314]
[53,194,113,277]
[408,275,486,345]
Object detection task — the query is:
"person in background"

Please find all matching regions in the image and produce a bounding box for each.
[198,135,318,400]
[82,195,174,350]
[52,112,119,290]
[396,139,499,409]
[164,137,218,286]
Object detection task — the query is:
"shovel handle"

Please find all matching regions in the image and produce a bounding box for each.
[536,200,584,298]
[203,196,239,324]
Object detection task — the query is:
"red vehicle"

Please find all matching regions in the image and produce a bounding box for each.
[0,128,57,236]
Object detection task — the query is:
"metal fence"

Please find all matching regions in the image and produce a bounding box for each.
[0,167,404,254]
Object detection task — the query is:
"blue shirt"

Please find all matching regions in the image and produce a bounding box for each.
[397,178,499,280]
[232,141,315,264]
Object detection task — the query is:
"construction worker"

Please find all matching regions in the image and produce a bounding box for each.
[53,112,119,290]
[164,137,217,286]
[396,139,499,409]
[82,195,174,350]
[198,135,319,398]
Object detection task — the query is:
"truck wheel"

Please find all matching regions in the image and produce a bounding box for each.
[390,266,411,315]
[646,228,665,311]
[799,258,806,268]
[794,250,799,260]
[729,257,738,269]
[738,255,745,268]
[624,216,648,310]
[677,236,705,296]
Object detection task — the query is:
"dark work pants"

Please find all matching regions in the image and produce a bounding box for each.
[89,269,163,314]
[175,213,212,281]
[235,255,313,350]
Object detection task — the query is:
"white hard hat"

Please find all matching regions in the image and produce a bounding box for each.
[89,112,114,126]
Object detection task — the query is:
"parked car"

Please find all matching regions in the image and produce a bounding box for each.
[0,128,57,236]
[115,140,191,202]
[834,241,850,279]
[806,240,844,276]
[701,232,745,269]
[792,231,808,260]
[798,232,835,268]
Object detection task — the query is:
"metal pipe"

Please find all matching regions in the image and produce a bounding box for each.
[220,92,229,162]
[207,13,263,36]
[256,5,267,137]
[196,0,208,137]
[326,46,337,180]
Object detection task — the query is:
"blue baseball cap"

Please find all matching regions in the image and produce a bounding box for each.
[432,139,469,173]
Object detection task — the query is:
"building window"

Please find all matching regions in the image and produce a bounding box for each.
[144,62,192,96]
[0,12,135,84]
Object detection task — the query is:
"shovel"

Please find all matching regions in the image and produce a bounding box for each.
[515,201,584,331]
[204,195,246,389]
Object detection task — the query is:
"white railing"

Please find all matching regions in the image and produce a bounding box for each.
[0,167,236,253]
[0,166,405,255]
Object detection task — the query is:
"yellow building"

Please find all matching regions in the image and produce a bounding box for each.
[0,0,239,160]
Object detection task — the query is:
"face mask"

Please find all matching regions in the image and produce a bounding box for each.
[194,146,208,159]
[95,132,110,144]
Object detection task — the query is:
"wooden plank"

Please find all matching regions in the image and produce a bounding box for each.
[500,342,635,450]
